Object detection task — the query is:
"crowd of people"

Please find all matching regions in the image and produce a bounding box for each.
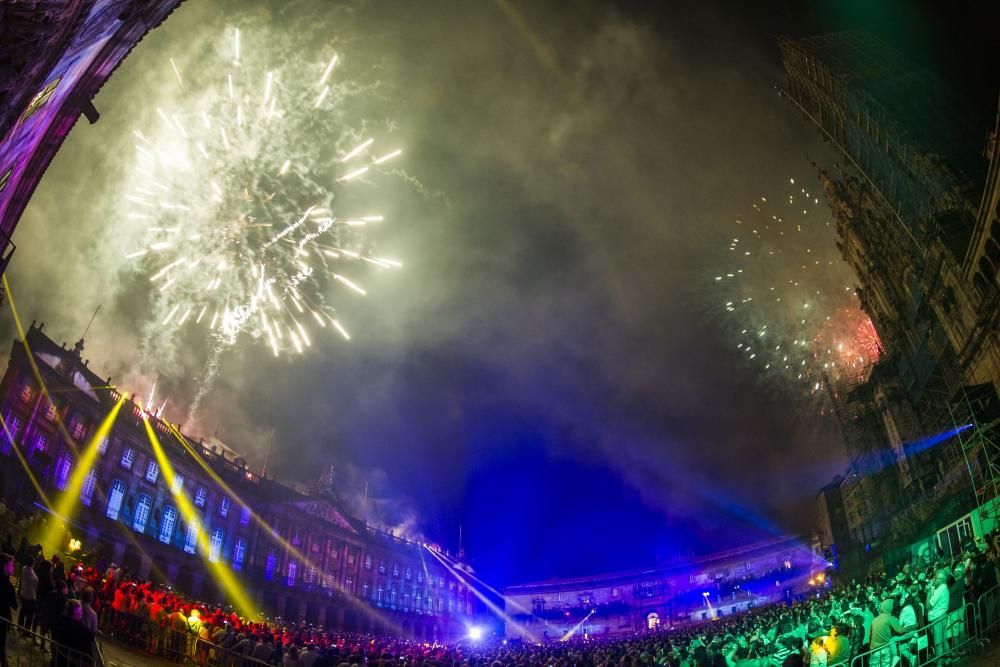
[0,525,997,667]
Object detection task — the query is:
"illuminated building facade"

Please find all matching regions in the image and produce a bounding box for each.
[503,537,821,640]
[0,322,474,640]
[0,1,184,277]
[780,30,1000,566]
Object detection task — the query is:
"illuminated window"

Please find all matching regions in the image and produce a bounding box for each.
[438,576,444,588]
[133,494,152,532]
[120,447,135,470]
[45,401,58,422]
[287,560,297,586]
[376,585,384,604]
[184,519,199,554]
[106,480,126,520]
[20,384,34,404]
[344,576,353,593]
[390,585,398,605]
[449,581,455,591]
[98,435,110,455]
[784,560,792,570]
[194,487,206,507]
[437,598,443,612]
[745,562,751,572]
[265,550,276,580]
[417,571,423,584]
[218,496,230,518]
[365,554,372,570]
[611,587,620,597]
[145,460,160,484]
[393,563,400,577]
[239,506,251,526]
[405,566,411,581]
[232,537,246,571]
[159,506,177,544]
[54,452,72,490]
[209,528,224,562]
[414,591,421,608]
[379,559,386,574]
[34,433,48,454]
[171,474,184,494]
[70,418,85,440]
[362,582,370,599]
[81,469,97,506]
[305,566,318,586]
[2,413,22,453]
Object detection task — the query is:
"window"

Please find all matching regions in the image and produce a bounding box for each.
[34,433,48,455]
[70,418,85,441]
[232,537,247,571]
[120,447,135,470]
[2,413,23,453]
[209,528,224,562]
[390,585,398,605]
[438,576,444,589]
[611,587,620,597]
[81,469,97,506]
[98,435,110,455]
[218,496,230,518]
[287,560,297,586]
[239,506,251,526]
[365,554,372,570]
[20,384,34,404]
[344,576,353,593]
[449,581,455,591]
[417,571,423,584]
[393,563,399,578]
[171,474,184,494]
[133,494,152,532]
[54,452,72,490]
[265,550,276,580]
[379,559,386,574]
[376,585,384,604]
[45,401,58,421]
[145,460,160,484]
[362,582,370,599]
[745,561,751,572]
[194,487,206,507]
[184,519,199,554]
[405,566,411,581]
[106,480,126,520]
[159,506,177,544]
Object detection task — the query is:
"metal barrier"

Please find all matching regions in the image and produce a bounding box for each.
[976,584,1000,640]
[1,616,103,667]
[848,602,980,667]
[98,610,269,667]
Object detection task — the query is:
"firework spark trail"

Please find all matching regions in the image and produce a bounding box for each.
[715,176,879,396]
[123,28,404,375]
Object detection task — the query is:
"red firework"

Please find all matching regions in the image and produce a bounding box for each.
[854,316,882,363]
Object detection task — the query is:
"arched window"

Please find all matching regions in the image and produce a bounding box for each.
[106,480,126,520]
[159,506,178,544]
[132,494,152,532]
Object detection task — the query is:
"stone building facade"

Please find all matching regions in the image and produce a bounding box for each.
[780,30,1000,563]
[503,537,822,640]
[0,322,474,640]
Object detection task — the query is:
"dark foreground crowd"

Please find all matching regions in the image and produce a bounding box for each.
[0,528,998,667]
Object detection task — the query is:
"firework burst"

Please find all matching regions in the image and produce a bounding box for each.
[716,177,880,395]
[124,28,402,358]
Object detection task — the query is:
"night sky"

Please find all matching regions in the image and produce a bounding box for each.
[4,1,998,587]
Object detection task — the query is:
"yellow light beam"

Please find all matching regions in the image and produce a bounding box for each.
[161,422,400,630]
[144,419,258,619]
[40,398,124,553]
[0,410,50,508]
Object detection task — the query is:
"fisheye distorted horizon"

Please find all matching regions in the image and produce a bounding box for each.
[5,0,958,587]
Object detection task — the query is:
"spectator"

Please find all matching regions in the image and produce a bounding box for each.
[17,556,36,632]
[50,599,93,667]
[0,553,18,667]
[80,587,99,637]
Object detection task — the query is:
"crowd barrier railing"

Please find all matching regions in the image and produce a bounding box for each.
[848,602,980,667]
[1,616,103,667]
[976,584,1000,641]
[98,609,269,667]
